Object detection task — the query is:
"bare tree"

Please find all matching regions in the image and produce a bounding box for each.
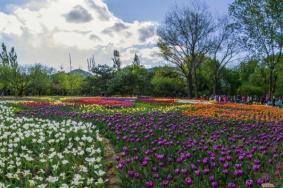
[210,17,239,95]
[157,2,215,98]
[112,50,121,71]
[87,55,95,72]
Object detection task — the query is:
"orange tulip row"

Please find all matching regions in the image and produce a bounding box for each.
[183,103,283,123]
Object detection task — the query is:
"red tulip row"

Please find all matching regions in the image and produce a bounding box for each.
[138,99,176,104]
[66,97,135,107]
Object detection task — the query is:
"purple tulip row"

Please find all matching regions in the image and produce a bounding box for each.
[19,105,283,187]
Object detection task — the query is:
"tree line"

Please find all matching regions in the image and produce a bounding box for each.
[0,0,282,97]
[0,42,282,97]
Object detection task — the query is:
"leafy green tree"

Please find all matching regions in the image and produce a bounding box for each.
[0,43,15,93]
[51,72,70,95]
[108,65,149,96]
[89,64,114,96]
[248,66,268,91]
[0,65,10,95]
[151,67,186,97]
[238,60,258,81]
[237,61,263,95]
[6,66,30,96]
[229,0,283,97]
[221,68,241,95]
[274,59,283,96]
[81,76,96,96]
[197,60,215,95]
[68,73,85,95]
[91,64,113,79]
[28,64,52,95]
[0,43,29,96]
[235,60,269,95]
[238,83,265,96]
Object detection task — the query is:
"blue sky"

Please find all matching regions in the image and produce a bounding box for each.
[0,0,234,70]
[105,0,233,22]
[0,0,26,10]
[0,0,26,5]
[1,0,233,21]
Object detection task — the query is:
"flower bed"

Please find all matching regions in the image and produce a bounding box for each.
[138,98,176,104]
[98,113,283,188]
[79,103,191,114]
[19,105,283,187]
[0,103,106,187]
[21,101,62,107]
[183,103,283,123]
[65,97,135,107]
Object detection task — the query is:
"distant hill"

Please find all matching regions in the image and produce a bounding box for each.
[69,69,92,78]
[146,66,179,73]
[146,67,157,73]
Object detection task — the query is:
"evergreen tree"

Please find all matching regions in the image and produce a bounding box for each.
[0,43,9,65]
[9,47,18,68]
[132,53,140,66]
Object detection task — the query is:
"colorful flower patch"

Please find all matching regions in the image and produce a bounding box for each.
[138,98,176,104]
[19,105,283,187]
[184,103,283,123]
[79,103,191,114]
[21,101,62,107]
[14,99,283,187]
[0,103,106,187]
[65,97,135,107]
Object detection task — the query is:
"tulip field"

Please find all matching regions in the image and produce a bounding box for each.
[1,97,283,188]
[0,102,106,187]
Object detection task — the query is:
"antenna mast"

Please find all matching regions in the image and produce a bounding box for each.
[69,52,72,72]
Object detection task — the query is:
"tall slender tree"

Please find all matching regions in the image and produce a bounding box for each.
[0,43,10,65]
[132,53,141,66]
[112,50,121,70]
[210,17,239,95]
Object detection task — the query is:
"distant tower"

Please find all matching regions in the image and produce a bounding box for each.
[69,52,72,72]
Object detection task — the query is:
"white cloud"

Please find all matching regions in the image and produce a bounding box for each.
[0,0,162,70]
[121,46,163,68]
[0,12,23,36]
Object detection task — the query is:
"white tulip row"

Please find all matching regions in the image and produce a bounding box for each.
[0,102,106,188]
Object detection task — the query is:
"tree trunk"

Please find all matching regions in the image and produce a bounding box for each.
[193,65,198,98]
[213,61,219,96]
[272,74,278,96]
[186,71,193,99]
[213,73,218,96]
[268,68,273,98]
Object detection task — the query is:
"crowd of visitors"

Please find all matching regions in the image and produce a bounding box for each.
[201,95,283,107]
